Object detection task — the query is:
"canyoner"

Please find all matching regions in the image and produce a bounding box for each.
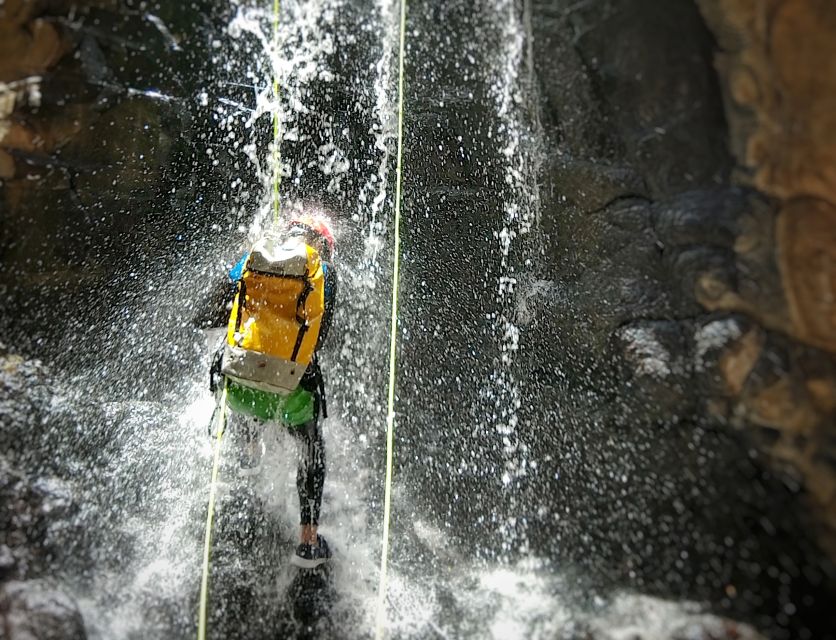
[195,0,406,636]
[194,0,344,635]
[207,211,339,567]
[198,207,337,638]
[195,209,339,639]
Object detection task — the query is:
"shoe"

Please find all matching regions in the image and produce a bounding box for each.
[290,534,332,568]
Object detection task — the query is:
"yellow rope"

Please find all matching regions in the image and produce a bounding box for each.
[197,385,228,640]
[375,0,407,637]
[272,0,282,224]
[198,3,282,635]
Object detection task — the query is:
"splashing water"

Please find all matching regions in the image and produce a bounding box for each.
[38,0,403,636]
[483,0,543,549]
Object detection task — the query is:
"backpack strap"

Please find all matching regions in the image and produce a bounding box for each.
[230,253,253,337]
[290,273,314,362]
[232,278,246,336]
[312,354,327,419]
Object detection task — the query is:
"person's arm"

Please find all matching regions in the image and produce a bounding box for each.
[204,253,248,393]
[193,253,248,329]
[194,278,235,329]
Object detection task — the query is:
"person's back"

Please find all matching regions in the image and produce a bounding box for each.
[209,211,338,568]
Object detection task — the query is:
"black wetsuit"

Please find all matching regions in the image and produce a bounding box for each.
[294,384,326,525]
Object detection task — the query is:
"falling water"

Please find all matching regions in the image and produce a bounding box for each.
[483,0,542,551]
[0,0,402,636]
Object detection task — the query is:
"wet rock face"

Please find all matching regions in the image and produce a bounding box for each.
[694,0,836,355]
[0,580,86,640]
[0,349,86,639]
[0,462,79,582]
[697,0,836,207]
[526,0,836,632]
[0,346,86,615]
[0,0,258,394]
[694,0,836,531]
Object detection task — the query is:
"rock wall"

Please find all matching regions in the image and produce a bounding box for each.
[0,0,263,396]
[0,3,250,636]
[696,0,836,557]
[0,344,88,638]
[0,1,245,280]
[526,0,836,626]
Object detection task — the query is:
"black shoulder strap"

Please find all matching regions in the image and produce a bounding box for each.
[290,272,313,362]
[312,354,327,419]
[232,278,246,335]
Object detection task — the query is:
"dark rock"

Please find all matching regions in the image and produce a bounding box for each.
[0,459,80,581]
[0,545,16,581]
[0,350,52,463]
[0,580,86,640]
[550,159,648,213]
[525,0,836,635]
[610,320,693,425]
[30,478,73,520]
[533,0,732,199]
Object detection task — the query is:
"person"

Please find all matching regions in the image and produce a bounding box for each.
[206,211,338,568]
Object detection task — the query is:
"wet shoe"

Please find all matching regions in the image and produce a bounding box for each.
[290,534,332,568]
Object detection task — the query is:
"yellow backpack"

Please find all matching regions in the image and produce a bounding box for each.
[221,235,325,395]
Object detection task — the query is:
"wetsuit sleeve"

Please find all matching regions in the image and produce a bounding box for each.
[194,276,236,329]
[316,262,338,350]
[193,253,248,329]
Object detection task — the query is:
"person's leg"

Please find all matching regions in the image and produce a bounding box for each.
[294,397,325,546]
[235,415,263,473]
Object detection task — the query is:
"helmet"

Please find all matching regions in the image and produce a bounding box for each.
[288,212,336,259]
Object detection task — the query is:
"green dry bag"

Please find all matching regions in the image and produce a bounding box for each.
[226,381,314,426]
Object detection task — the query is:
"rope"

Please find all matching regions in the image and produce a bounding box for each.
[198,2,282,635]
[272,0,282,224]
[197,384,229,640]
[375,0,408,637]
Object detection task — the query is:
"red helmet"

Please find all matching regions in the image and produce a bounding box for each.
[289,213,336,258]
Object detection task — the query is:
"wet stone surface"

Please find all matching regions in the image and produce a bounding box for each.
[0,580,86,640]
